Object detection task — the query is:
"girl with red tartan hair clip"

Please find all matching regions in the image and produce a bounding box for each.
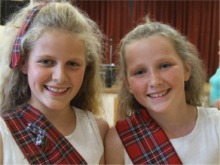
[0,0,109,164]
[105,18,220,164]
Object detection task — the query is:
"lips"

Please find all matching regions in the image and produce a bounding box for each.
[147,89,170,98]
[45,85,69,94]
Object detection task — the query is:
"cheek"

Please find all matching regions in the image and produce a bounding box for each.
[27,67,48,84]
[165,70,186,89]
[128,78,146,94]
[70,70,85,84]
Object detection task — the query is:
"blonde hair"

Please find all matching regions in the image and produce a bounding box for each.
[0,1,104,115]
[118,19,207,118]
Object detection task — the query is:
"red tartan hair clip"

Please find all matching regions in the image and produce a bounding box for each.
[10,4,45,68]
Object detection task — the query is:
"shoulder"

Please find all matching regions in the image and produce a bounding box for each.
[95,117,109,141]
[197,106,220,119]
[74,107,109,140]
[105,126,122,147]
[213,99,220,109]
[197,107,220,131]
[105,126,124,164]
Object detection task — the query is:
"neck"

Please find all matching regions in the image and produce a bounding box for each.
[46,108,76,136]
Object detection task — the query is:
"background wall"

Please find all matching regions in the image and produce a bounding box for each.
[75,0,219,79]
[0,0,29,25]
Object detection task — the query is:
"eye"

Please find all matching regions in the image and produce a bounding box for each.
[160,63,172,69]
[38,59,54,66]
[67,61,80,67]
[134,69,146,76]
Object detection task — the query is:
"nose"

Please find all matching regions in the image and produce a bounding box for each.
[148,70,163,88]
[52,64,67,84]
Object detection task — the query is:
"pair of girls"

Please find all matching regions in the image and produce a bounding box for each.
[0,1,219,164]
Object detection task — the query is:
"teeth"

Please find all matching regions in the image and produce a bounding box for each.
[47,86,68,93]
[149,90,168,98]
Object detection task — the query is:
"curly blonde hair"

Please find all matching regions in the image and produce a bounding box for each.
[0,1,104,115]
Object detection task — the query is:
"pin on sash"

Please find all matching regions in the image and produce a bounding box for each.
[26,123,46,146]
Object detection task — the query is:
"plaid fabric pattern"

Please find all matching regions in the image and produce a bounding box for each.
[116,109,182,165]
[10,5,45,68]
[2,104,87,164]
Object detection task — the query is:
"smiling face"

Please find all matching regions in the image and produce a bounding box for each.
[22,29,86,113]
[125,35,191,115]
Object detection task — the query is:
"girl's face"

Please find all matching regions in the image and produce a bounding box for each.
[125,35,191,115]
[22,29,86,112]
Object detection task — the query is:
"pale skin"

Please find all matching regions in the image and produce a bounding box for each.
[105,35,197,164]
[0,29,109,164]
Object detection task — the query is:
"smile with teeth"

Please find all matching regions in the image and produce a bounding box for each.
[45,86,69,94]
[147,89,169,98]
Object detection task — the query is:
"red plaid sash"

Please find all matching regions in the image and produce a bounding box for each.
[116,109,182,164]
[2,104,87,164]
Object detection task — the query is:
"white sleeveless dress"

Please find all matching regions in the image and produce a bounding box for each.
[0,107,103,164]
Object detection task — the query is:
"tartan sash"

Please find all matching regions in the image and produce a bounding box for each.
[2,104,87,164]
[116,109,182,164]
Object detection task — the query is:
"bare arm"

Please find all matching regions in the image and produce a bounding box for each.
[214,99,220,109]
[105,127,124,164]
[95,117,109,164]
[0,132,3,164]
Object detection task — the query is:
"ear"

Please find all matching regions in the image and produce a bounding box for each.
[184,63,191,81]
[125,79,133,94]
[21,62,28,74]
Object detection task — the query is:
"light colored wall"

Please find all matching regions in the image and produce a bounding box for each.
[101,93,117,127]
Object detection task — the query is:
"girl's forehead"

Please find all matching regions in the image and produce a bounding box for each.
[127,34,172,48]
[124,35,185,65]
[29,29,86,57]
[126,35,175,54]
